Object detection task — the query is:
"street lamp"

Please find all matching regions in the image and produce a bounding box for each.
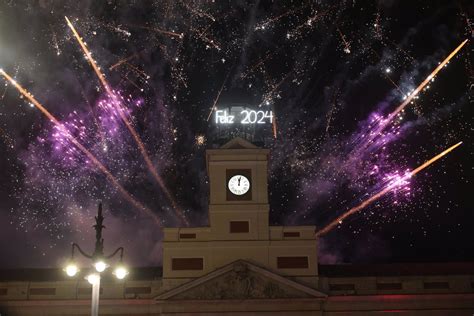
[64,203,128,316]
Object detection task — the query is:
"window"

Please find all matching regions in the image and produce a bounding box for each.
[180,233,196,239]
[78,288,103,295]
[329,284,355,291]
[230,221,249,233]
[277,256,308,269]
[283,232,300,237]
[172,258,204,270]
[377,283,402,290]
[29,288,56,295]
[125,287,151,294]
[423,281,449,289]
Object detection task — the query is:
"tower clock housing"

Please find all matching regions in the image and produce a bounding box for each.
[207,137,270,240]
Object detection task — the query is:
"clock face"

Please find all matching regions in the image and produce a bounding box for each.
[228,175,250,196]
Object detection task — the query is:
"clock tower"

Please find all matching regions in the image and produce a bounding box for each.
[162,137,318,290]
[207,137,270,240]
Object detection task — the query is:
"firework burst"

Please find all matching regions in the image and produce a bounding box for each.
[316,142,463,237]
[0,69,161,226]
[65,16,188,226]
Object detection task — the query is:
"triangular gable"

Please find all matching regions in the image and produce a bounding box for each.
[156,260,326,300]
[220,137,259,149]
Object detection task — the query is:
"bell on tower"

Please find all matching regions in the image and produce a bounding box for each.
[162,137,318,290]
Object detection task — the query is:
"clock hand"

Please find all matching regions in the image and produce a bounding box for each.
[238,177,241,186]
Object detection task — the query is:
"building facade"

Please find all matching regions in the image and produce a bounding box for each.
[0,137,473,315]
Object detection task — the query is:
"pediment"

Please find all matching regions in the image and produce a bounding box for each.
[220,137,259,149]
[156,260,326,300]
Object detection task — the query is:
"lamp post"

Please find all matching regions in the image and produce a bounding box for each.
[64,203,128,316]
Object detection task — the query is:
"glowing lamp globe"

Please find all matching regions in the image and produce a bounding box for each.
[65,263,78,277]
[86,273,100,285]
[94,260,107,272]
[113,266,129,280]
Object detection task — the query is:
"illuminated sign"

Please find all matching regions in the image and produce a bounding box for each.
[215,110,273,124]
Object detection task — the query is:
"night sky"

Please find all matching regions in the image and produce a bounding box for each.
[0,0,472,268]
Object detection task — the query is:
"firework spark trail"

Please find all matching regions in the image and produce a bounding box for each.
[199,32,221,51]
[190,24,213,40]
[255,71,292,137]
[325,89,339,135]
[342,39,469,167]
[50,28,61,56]
[369,48,403,93]
[337,28,351,54]
[128,24,183,39]
[181,1,216,22]
[152,41,187,88]
[188,25,221,51]
[255,7,302,31]
[65,17,115,95]
[240,52,274,79]
[65,17,189,226]
[123,75,142,91]
[257,70,292,108]
[409,142,462,175]
[316,141,463,237]
[286,7,333,39]
[374,40,468,138]
[122,61,150,80]
[373,12,382,39]
[206,69,231,121]
[384,74,402,93]
[0,69,162,227]
[109,53,139,70]
[272,105,278,139]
